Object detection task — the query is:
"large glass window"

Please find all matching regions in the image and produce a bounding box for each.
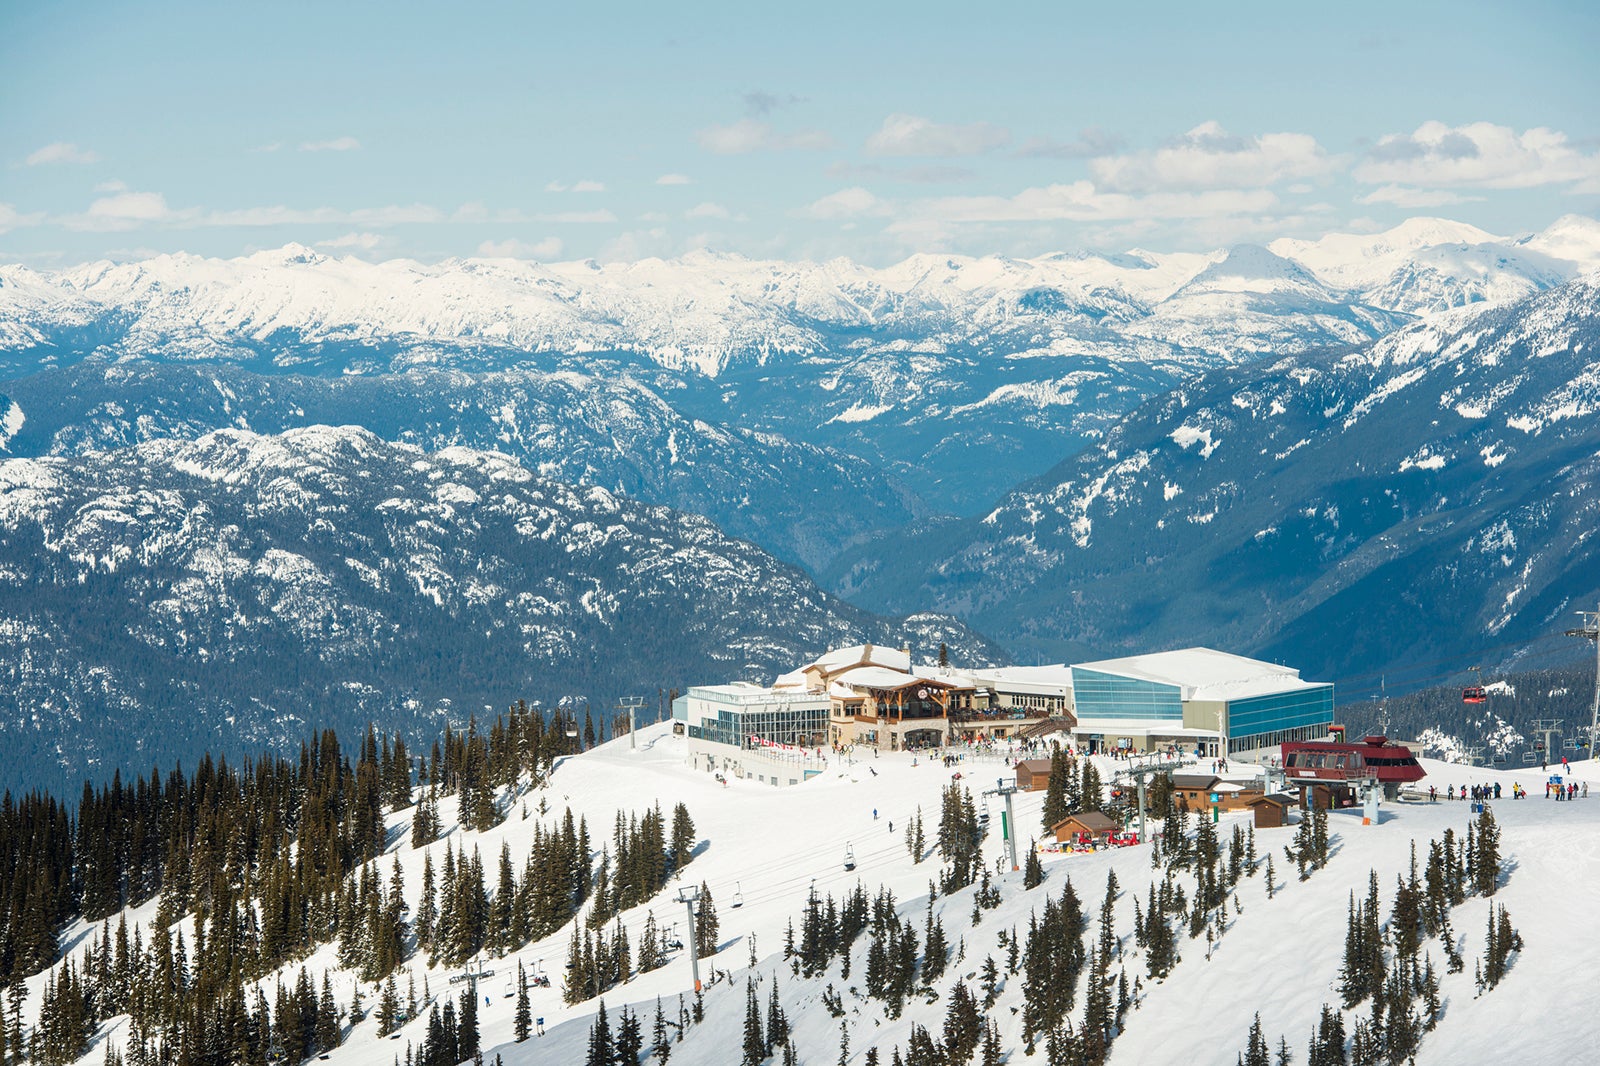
[1227,685,1333,739]
[1070,668,1182,721]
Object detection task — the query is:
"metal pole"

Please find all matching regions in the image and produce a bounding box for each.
[1136,773,1148,843]
[1564,607,1600,757]
[1003,787,1019,871]
[677,886,702,993]
[620,696,646,751]
[1588,605,1600,757]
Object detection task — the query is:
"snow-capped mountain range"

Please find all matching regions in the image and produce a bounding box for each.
[2,216,1597,526]
[1,216,1599,790]
[0,426,997,794]
[826,274,1600,686]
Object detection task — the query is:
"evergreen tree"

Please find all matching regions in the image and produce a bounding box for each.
[615,1005,643,1066]
[1042,749,1071,832]
[457,989,479,1063]
[741,983,765,1066]
[1024,843,1044,889]
[1080,759,1104,815]
[513,966,531,1043]
[694,883,719,961]
[585,1000,613,1066]
[1241,1013,1270,1066]
[669,804,697,874]
[317,972,340,1053]
[941,981,982,1064]
[378,974,401,1037]
[1472,806,1502,897]
[765,980,789,1054]
[980,954,1000,1008]
[923,910,949,985]
[652,997,671,1064]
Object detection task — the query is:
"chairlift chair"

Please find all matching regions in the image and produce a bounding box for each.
[504,980,514,999]
[843,844,856,872]
[1491,753,1507,765]
[731,882,744,909]
[1521,752,1537,764]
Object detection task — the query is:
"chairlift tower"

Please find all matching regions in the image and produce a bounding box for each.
[981,780,1020,872]
[1461,746,1486,768]
[676,885,702,993]
[1112,753,1200,844]
[1564,604,1600,757]
[619,695,647,751]
[1529,720,1564,767]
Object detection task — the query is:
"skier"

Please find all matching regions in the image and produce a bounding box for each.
[873,808,878,820]
[889,820,894,833]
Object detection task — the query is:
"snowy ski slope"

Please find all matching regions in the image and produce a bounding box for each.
[34,721,1600,1065]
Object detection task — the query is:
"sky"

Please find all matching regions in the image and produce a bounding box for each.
[2,0,1598,266]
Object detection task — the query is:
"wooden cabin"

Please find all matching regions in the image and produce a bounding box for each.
[1050,811,1119,846]
[1171,774,1264,813]
[1246,794,1295,829]
[1015,758,1054,791]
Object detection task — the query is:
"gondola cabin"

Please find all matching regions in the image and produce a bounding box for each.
[1280,735,1424,799]
[1462,686,1486,704]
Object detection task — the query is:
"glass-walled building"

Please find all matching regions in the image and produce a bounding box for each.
[1070,647,1333,758]
[676,683,830,786]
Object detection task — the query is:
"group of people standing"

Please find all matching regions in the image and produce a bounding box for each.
[1433,778,1588,801]
[1546,778,1584,800]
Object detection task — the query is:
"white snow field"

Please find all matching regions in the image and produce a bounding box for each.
[37,722,1600,1066]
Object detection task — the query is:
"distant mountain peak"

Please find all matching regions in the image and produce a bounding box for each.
[1167,243,1332,301]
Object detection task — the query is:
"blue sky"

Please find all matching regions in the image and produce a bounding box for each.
[3,0,1597,265]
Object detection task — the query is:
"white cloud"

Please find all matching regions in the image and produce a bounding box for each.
[299,136,362,152]
[891,182,1280,228]
[544,181,568,193]
[1090,122,1333,193]
[1356,185,1482,208]
[571,179,605,193]
[201,203,445,227]
[1015,128,1124,159]
[696,119,833,154]
[530,209,617,224]
[802,187,891,220]
[62,193,455,232]
[827,162,977,184]
[0,202,45,234]
[25,142,100,166]
[476,237,564,259]
[655,173,692,185]
[865,114,1010,157]
[73,191,176,230]
[1354,121,1600,191]
[315,232,383,251]
[685,201,734,220]
[600,228,671,262]
[93,179,129,193]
